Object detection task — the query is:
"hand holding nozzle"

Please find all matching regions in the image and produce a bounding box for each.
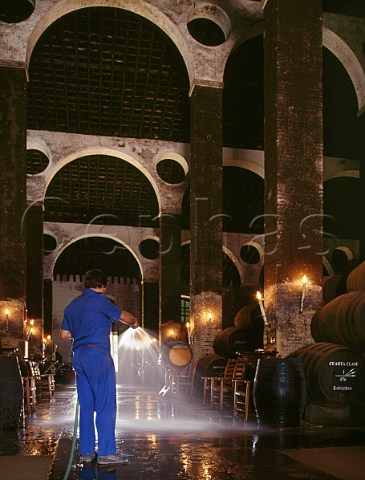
[119,310,139,329]
[130,319,139,329]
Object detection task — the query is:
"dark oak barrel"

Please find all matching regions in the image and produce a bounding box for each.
[253,357,306,427]
[322,275,347,304]
[310,291,365,351]
[233,303,264,330]
[346,261,365,292]
[289,342,365,407]
[213,326,263,358]
[193,354,227,398]
[0,356,23,429]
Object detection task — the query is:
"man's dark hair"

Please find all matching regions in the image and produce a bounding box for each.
[84,269,108,289]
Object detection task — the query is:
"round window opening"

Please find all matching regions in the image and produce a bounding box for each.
[0,0,36,23]
[240,244,260,264]
[157,159,186,184]
[43,234,57,255]
[187,3,231,47]
[139,239,160,260]
[331,246,353,270]
[27,149,49,175]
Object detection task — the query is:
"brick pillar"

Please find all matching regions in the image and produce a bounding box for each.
[263,0,323,356]
[143,282,159,334]
[190,83,223,359]
[0,66,27,353]
[26,200,44,358]
[358,114,365,263]
[44,277,53,359]
[160,212,181,324]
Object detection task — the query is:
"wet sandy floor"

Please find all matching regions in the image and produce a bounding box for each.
[2,383,365,480]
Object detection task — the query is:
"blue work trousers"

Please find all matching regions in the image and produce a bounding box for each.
[73,347,117,456]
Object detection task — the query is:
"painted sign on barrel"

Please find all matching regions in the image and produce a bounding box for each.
[289,342,365,406]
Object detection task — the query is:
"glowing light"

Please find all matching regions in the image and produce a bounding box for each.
[300,275,307,313]
[5,308,9,332]
[256,291,268,325]
[117,327,159,385]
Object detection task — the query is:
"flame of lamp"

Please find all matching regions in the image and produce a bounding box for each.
[256,291,268,326]
[300,275,307,313]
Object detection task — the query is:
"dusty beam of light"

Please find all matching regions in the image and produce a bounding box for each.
[117,327,159,387]
[118,327,158,351]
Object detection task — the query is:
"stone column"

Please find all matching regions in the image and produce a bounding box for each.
[44,277,53,359]
[160,212,181,325]
[263,0,323,356]
[189,83,223,359]
[143,281,159,333]
[358,114,365,263]
[0,66,27,353]
[25,200,44,358]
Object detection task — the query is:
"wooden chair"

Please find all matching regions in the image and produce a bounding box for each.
[209,358,238,411]
[202,375,213,406]
[233,377,251,423]
[232,351,277,423]
[202,368,224,406]
[169,362,197,398]
[23,375,37,414]
[28,361,55,401]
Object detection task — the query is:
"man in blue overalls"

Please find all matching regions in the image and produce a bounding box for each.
[60,269,139,465]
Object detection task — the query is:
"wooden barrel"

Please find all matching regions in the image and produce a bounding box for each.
[213,327,263,358]
[322,275,347,304]
[162,341,192,373]
[289,342,365,407]
[238,350,278,381]
[253,358,306,427]
[0,356,24,429]
[193,354,227,398]
[233,303,263,329]
[310,291,365,350]
[346,261,365,292]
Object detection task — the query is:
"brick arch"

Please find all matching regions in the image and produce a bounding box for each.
[43,146,162,213]
[25,0,195,83]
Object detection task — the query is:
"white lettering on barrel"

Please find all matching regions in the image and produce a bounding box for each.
[333,386,352,391]
[329,361,359,367]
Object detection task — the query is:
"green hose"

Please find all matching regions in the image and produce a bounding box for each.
[63,398,79,480]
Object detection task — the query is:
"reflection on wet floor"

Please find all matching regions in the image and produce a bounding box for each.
[2,383,365,480]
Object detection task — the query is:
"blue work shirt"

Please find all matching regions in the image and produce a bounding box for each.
[61,288,123,352]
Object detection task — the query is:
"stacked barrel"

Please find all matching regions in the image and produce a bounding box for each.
[213,303,264,358]
[194,303,265,398]
[289,261,365,425]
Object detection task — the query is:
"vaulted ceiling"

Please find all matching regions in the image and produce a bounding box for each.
[25,4,363,279]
